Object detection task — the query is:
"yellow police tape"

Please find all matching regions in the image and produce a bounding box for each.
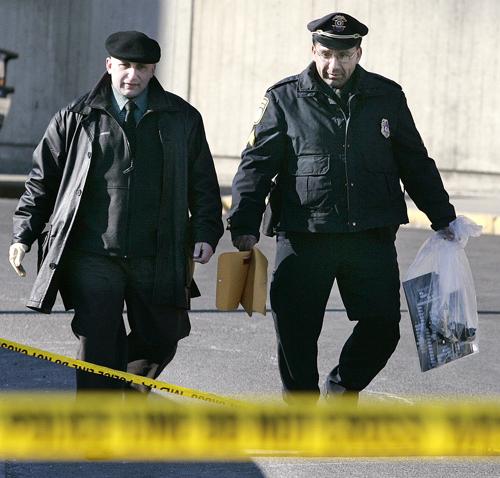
[0,393,499,459]
[0,337,240,407]
[1,337,500,458]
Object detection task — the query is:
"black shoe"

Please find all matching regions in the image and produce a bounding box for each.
[323,366,359,403]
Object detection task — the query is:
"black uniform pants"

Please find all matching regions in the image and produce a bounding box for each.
[270,228,401,395]
[61,251,191,391]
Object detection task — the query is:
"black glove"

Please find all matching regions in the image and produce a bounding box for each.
[232,235,257,251]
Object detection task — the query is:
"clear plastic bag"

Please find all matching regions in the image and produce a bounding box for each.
[402,216,482,371]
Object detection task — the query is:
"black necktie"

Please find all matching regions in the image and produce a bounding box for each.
[123,100,137,174]
[123,100,137,151]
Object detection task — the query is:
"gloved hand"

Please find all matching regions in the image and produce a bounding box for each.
[437,226,455,241]
[9,243,29,277]
[193,242,214,264]
[232,234,257,251]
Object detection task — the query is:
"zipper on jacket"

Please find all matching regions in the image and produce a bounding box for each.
[343,93,357,227]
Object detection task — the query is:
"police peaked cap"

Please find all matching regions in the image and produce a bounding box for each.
[105,31,161,63]
[308,12,368,49]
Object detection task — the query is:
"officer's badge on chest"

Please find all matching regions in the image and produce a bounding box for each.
[381,118,390,138]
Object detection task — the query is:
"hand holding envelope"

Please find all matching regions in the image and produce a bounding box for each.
[216,247,268,316]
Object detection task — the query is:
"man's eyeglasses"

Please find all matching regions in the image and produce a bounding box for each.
[314,49,358,64]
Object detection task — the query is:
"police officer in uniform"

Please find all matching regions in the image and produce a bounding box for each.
[228,13,456,399]
[10,31,223,391]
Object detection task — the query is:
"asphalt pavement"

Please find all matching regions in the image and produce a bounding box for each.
[1,191,500,477]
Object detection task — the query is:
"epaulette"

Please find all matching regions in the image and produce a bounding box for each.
[266,75,298,92]
[366,72,402,91]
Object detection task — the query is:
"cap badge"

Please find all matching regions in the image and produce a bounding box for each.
[332,15,347,32]
[381,118,390,138]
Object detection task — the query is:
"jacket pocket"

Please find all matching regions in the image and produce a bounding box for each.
[362,145,397,173]
[360,148,403,206]
[288,154,330,176]
[286,154,332,212]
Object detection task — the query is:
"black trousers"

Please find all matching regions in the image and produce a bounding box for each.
[61,251,191,391]
[270,228,401,395]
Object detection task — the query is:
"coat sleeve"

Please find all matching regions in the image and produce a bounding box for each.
[12,111,67,248]
[187,110,224,251]
[227,90,286,240]
[392,92,456,230]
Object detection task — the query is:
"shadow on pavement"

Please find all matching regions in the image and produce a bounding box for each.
[0,349,266,478]
[3,462,266,478]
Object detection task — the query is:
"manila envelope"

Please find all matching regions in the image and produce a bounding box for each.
[216,247,268,316]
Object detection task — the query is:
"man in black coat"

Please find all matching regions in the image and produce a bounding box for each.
[228,13,456,400]
[9,31,223,391]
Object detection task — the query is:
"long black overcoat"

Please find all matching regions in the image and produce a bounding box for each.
[12,74,223,313]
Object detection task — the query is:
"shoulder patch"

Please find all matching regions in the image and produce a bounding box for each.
[266,75,299,92]
[253,96,269,125]
[247,95,270,147]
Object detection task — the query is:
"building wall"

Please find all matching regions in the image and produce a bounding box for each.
[0,0,499,192]
[188,0,500,192]
[0,0,190,173]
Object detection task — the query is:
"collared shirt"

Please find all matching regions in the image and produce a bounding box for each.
[110,85,148,125]
[330,68,359,111]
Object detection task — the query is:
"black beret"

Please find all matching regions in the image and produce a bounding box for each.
[307,12,368,49]
[105,31,161,63]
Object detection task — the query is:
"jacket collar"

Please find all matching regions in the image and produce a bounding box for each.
[297,62,330,97]
[297,63,391,98]
[70,73,181,115]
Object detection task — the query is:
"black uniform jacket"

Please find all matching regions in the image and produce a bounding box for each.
[228,63,455,239]
[12,74,223,313]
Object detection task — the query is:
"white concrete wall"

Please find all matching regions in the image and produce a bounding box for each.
[188,0,500,192]
[0,0,188,173]
[0,0,499,192]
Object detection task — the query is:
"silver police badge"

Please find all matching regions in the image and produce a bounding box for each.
[381,118,390,138]
[332,15,347,32]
